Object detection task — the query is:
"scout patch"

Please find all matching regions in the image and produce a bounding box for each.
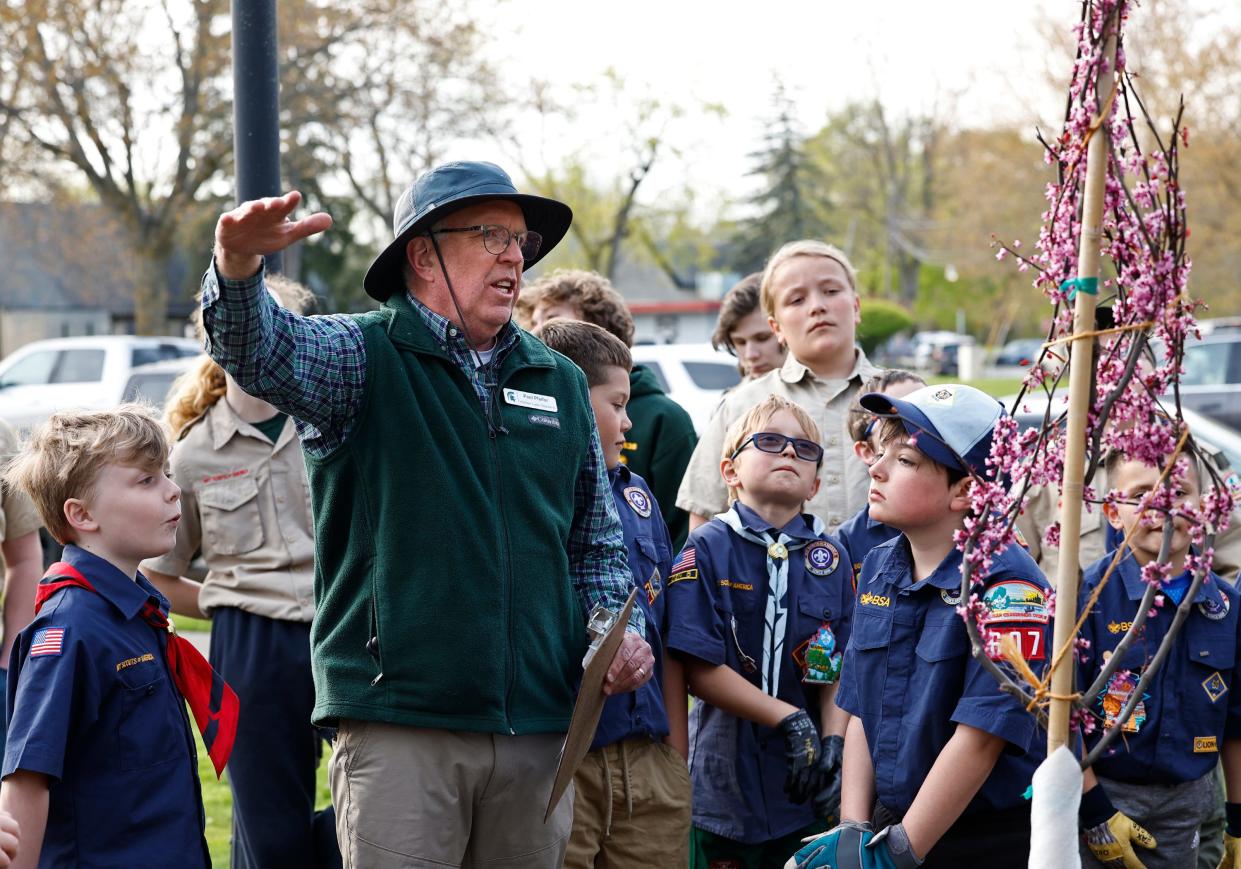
[502,388,557,412]
[623,486,652,518]
[1203,671,1229,703]
[941,587,963,606]
[644,568,662,604]
[982,580,1050,624]
[30,626,66,657]
[1098,671,1147,733]
[1107,620,1135,635]
[1195,736,1219,753]
[804,541,840,577]
[930,388,955,404]
[1198,594,1230,621]
[859,592,891,608]
[116,652,156,672]
[669,548,698,584]
[986,626,1045,661]
[797,622,842,685]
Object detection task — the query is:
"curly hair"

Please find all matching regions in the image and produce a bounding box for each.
[525,268,635,347]
[167,274,319,437]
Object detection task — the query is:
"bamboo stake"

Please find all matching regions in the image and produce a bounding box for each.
[1047,10,1119,754]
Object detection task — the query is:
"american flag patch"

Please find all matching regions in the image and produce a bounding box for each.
[30,626,66,657]
[671,548,696,574]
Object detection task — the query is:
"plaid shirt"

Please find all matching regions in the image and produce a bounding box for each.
[200,261,643,634]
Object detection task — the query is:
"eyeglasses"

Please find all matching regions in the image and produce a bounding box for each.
[428,224,543,260]
[730,432,824,465]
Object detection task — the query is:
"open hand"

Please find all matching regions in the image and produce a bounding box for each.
[214,191,332,279]
[604,632,655,695]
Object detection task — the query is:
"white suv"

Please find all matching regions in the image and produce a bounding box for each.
[629,343,742,433]
[0,335,201,431]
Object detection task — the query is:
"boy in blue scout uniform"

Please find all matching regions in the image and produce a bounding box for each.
[794,384,1051,869]
[0,407,234,868]
[1076,447,1241,869]
[533,319,693,867]
[665,394,854,869]
[836,371,924,579]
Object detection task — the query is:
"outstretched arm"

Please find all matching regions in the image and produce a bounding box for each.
[204,192,366,455]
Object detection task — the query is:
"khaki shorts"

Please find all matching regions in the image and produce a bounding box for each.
[565,737,692,869]
[329,720,573,868]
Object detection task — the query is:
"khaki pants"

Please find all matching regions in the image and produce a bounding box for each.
[329,720,573,868]
[564,738,692,869]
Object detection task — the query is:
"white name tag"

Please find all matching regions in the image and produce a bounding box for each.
[503,388,558,412]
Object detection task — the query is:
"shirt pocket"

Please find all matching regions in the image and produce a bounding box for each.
[1186,623,1236,678]
[198,475,264,556]
[844,609,892,714]
[915,617,970,664]
[118,674,186,771]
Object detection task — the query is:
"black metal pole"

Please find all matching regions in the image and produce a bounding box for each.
[231,0,283,274]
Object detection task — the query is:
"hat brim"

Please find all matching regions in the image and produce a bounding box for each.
[362,192,573,302]
[859,391,968,474]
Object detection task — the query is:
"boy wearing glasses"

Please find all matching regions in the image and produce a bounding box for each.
[665,394,854,868]
[532,319,692,869]
[794,385,1050,868]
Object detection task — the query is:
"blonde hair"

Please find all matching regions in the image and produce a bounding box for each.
[759,240,858,318]
[169,274,318,437]
[6,405,169,544]
[721,395,823,503]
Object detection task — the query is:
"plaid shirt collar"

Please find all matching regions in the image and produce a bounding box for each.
[405,292,519,370]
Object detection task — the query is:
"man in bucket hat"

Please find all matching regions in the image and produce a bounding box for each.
[200,161,655,867]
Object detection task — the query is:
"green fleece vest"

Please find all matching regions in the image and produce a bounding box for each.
[306,294,592,733]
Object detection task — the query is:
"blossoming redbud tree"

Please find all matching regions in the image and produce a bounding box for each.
[958,0,1238,768]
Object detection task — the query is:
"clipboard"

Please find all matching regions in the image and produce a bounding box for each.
[544,587,639,822]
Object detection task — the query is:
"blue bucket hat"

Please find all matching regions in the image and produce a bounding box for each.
[860,384,1005,477]
[363,161,573,301]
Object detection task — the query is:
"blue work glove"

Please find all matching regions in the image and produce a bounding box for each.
[779,709,822,803]
[786,821,872,869]
[866,824,923,868]
[811,734,845,823]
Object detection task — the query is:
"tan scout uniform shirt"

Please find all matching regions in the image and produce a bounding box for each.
[0,420,41,568]
[676,350,882,534]
[1017,463,1241,585]
[142,399,316,622]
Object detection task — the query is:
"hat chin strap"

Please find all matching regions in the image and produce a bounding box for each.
[427,233,514,436]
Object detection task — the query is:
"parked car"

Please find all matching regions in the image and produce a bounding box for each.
[994,338,1046,368]
[1154,331,1241,430]
[0,335,201,431]
[912,330,975,375]
[122,355,201,408]
[629,343,742,433]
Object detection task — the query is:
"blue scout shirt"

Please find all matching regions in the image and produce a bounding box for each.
[3,546,209,868]
[1078,552,1241,785]
[592,466,674,750]
[666,502,854,844]
[836,505,900,581]
[837,536,1050,818]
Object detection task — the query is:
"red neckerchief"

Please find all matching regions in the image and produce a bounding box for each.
[34,561,239,778]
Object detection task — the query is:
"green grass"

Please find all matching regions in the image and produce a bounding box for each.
[192,721,333,864]
[927,374,1024,399]
[175,615,214,633]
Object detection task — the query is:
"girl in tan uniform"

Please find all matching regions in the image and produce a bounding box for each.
[143,276,340,869]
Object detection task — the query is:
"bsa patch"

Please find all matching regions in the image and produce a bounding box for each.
[30,626,66,657]
[941,587,963,606]
[644,568,662,604]
[623,486,652,518]
[982,580,1050,624]
[804,541,840,577]
[1099,671,1148,733]
[859,592,891,608]
[1107,621,1135,635]
[1195,736,1219,753]
[1199,594,1231,621]
[1203,671,1229,703]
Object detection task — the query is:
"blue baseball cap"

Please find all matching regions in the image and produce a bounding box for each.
[860,384,1005,477]
[363,161,573,301]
